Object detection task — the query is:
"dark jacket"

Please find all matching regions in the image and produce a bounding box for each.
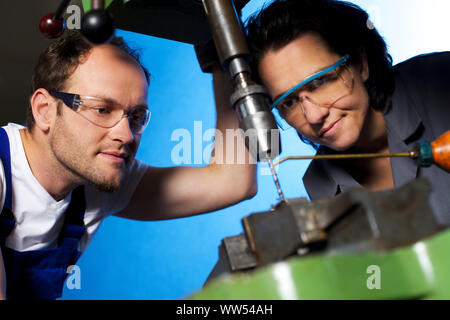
[303,52,450,225]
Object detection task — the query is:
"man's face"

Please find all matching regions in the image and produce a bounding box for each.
[258,33,371,151]
[49,45,149,192]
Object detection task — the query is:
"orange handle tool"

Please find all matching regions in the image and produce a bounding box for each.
[416,130,450,172]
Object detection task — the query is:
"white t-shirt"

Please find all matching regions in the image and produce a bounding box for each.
[0,123,148,253]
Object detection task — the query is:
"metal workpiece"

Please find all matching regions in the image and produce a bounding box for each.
[220,177,443,272]
[241,198,325,267]
[201,0,249,67]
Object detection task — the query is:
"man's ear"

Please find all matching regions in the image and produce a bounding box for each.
[30,89,55,132]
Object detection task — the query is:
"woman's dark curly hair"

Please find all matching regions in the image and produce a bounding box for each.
[245,0,394,148]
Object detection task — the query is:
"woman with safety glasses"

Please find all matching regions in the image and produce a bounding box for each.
[246,0,450,224]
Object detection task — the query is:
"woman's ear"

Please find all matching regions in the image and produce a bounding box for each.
[358,48,370,82]
[29,89,54,132]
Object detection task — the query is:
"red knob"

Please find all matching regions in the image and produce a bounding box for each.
[39,12,65,39]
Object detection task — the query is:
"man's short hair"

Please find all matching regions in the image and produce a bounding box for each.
[27,31,150,129]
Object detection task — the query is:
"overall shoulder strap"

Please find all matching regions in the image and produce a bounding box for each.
[0,128,12,209]
[59,185,86,244]
[0,128,15,244]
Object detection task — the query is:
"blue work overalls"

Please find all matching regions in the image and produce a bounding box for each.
[0,128,86,300]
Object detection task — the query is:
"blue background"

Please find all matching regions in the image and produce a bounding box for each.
[62,0,450,299]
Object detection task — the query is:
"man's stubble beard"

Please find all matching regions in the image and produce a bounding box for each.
[50,116,125,193]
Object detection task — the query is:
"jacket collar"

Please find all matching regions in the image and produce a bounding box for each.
[384,71,423,143]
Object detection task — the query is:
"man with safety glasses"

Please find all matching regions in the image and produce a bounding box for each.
[0,31,256,299]
[207,0,450,281]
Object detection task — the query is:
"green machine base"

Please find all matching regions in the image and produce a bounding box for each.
[190,228,450,300]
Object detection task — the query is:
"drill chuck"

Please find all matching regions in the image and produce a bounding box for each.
[231,78,280,161]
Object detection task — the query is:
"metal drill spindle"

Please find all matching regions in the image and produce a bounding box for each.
[54,0,72,20]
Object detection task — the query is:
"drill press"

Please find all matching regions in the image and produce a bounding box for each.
[201,0,285,201]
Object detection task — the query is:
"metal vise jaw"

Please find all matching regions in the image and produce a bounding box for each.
[222,177,443,273]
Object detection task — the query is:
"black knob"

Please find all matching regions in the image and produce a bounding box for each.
[81,9,114,44]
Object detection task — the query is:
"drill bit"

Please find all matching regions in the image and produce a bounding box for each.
[268,158,286,202]
[268,151,412,203]
[272,151,415,166]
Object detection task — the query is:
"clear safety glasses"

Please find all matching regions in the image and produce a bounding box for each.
[271,54,353,130]
[49,91,151,135]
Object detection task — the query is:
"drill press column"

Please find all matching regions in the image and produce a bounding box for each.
[201,0,281,162]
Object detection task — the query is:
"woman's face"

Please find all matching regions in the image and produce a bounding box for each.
[258,33,371,151]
